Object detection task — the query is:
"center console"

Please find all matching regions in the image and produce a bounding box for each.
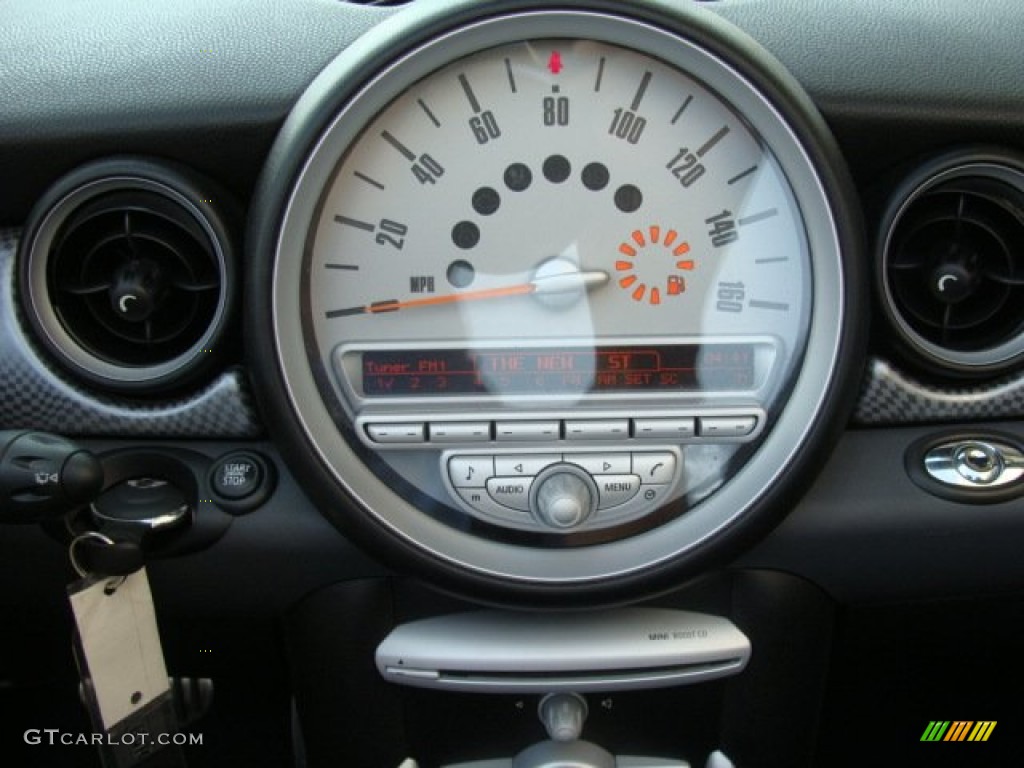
[283,571,836,768]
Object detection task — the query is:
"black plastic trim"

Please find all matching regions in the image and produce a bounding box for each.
[740,421,1024,603]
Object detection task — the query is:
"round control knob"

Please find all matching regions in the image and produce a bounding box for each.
[531,465,597,530]
[953,442,1004,485]
[929,262,975,304]
[109,258,165,322]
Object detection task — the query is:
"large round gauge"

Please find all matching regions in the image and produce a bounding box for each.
[249,0,865,604]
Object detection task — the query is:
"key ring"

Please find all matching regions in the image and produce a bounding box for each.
[69,530,116,579]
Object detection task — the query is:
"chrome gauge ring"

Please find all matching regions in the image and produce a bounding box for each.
[248,0,865,604]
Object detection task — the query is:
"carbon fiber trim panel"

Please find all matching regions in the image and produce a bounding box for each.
[854,357,1024,425]
[0,229,262,437]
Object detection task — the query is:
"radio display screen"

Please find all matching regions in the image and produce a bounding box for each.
[360,344,757,396]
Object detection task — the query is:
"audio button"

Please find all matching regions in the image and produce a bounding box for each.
[486,477,534,511]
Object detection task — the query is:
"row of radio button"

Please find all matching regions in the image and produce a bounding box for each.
[367,415,757,445]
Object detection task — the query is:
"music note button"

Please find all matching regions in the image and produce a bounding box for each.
[448,456,495,489]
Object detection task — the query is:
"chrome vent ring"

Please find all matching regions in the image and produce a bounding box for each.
[18,158,237,393]
[878,151,1024,375]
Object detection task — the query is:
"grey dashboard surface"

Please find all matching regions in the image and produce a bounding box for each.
[0,0,392,224]
[3,0,1024,221]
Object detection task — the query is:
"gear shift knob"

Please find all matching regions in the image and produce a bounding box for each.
[538,693,588,742]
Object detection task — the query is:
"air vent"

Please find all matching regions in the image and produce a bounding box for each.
[19,159,236,393]
[879,152,1024,375]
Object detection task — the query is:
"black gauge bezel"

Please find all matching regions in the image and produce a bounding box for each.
[247,0,866,606]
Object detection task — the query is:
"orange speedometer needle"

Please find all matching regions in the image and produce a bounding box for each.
[368,282,535,313]
[326,270,609,318]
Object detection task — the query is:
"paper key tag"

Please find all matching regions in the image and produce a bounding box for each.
[69,569,171,730]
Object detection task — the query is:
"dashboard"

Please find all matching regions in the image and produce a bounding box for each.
[3,0,1024,766]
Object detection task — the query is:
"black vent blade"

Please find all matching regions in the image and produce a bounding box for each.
[48,191,221,367]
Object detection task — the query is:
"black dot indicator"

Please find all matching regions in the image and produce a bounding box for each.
[543,155,571,184]
[504,163,532,192]
[451,221,481,250]
[582,162,609,191]
[614,184,643,213]
[447,260,475,288]
[472,187,501,216]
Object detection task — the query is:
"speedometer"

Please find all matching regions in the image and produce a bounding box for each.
[249,0,865,604]
[316,35,806,409]
[313,36,807,374]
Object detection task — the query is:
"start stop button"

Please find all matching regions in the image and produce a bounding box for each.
[209,451,276,513]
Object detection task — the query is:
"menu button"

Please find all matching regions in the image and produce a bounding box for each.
[596,475,641,508]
